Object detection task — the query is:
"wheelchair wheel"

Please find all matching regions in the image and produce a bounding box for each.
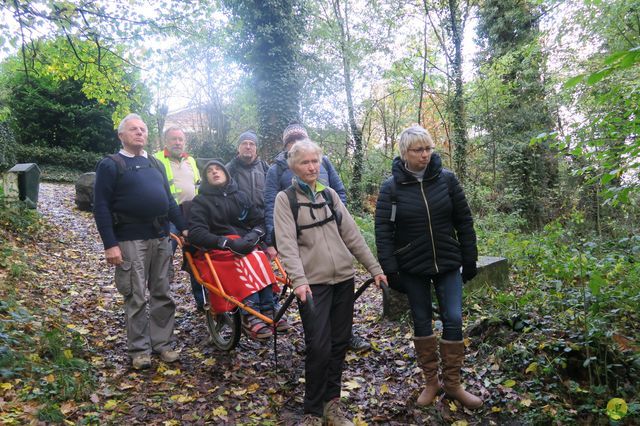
[205,310,241,351]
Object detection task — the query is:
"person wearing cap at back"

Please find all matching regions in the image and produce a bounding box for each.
[264,123,372,353]
[226,130,270,211]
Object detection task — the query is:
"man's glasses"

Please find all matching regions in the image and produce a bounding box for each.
[407,146,435,154]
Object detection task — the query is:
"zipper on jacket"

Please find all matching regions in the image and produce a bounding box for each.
[420,182,439,273]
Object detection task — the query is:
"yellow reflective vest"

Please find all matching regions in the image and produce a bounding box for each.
[153,150,200,201]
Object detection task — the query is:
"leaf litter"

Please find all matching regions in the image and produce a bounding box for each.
[1,183,534,425]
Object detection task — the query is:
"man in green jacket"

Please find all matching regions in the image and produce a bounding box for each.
[153,127,204,311]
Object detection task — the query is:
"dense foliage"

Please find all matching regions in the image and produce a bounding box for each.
[221,0,306,159]
[0,0,638,422]
[472,0,558,229]
[6,76,118,153]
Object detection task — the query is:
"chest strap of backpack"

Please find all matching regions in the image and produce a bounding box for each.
[285,186,342,237]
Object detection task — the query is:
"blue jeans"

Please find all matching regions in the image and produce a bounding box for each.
[402,269,463,341]
[170,223,205,309]
[242,286,275,314]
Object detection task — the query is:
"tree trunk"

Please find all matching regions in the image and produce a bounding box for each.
[333,0,363,210]
[448,0,468,181]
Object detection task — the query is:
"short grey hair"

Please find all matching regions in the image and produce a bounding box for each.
[163,127,185,141]
[117,113,145,133]
[287,138,323,169]
[398,125,434,161]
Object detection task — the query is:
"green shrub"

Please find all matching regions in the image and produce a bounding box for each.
[470,210,640,422]
[354,213,376,256]
[0,199,41,233]
[39,165,84,183]
[0,300,96,410]
[14,144,103,173]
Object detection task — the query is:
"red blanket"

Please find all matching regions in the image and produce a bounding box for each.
[192,248,277,314]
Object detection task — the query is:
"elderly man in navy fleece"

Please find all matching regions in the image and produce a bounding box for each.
[93,113,187,370]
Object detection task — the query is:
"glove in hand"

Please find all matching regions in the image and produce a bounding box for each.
[462,262,478,284]
[226,238,255,256]
[386,272,406,293]
[241,231,262,247]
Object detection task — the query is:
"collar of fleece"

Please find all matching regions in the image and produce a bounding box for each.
[294,176,327,202]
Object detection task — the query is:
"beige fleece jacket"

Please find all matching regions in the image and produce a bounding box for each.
[274,183,383,289]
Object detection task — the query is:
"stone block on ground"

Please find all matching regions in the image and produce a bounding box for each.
[465,256,509,291]
[75,172,95,211]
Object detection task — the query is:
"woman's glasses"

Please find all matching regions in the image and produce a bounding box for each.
[407,146,435,154]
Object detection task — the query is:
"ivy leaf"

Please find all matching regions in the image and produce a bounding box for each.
[606,398,627,420]
[104,400,119,410]
[502,379,516,388]
[588,273,605,296]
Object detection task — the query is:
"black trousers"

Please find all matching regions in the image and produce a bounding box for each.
[299,278,355,416]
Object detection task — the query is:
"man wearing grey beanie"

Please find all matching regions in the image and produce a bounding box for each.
[226,130,270,212]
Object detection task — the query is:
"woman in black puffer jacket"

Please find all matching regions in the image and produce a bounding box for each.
[374,125,483,409]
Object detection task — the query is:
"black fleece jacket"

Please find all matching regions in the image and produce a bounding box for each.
[374,153,477,276]
[188,161,265,250]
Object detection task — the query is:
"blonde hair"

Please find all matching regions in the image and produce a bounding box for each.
[398,125,434,161]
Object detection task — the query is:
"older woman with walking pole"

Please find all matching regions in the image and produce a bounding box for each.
[274,139,387,426]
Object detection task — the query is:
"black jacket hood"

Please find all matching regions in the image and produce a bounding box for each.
[200,160,237,196]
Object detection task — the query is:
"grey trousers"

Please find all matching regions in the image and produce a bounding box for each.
[114,237,175,357]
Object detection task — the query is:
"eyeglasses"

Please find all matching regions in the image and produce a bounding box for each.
[407,146,435,154]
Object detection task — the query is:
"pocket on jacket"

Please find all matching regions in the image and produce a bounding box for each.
[394,234,429,269]
[115,261,133,297]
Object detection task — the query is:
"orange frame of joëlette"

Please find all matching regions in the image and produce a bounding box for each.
[171,234,289,326]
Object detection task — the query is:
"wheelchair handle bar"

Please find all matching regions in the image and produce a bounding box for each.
[354,277,389,301]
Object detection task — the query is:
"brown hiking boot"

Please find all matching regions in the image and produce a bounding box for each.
[323,398,354,426]
[440,339,483,409]
[414,334,441,405]
[160,350,179,363]
[131,354,151,370]
[297,414,323,426]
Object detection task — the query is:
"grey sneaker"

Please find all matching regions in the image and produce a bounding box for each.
[348,334,371,353]
[160,350,179,363]
[297,414,323,426]
[132,354,151,370]
[323,398,354,426]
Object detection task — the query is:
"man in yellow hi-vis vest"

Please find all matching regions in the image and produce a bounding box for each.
[154,127,203,311]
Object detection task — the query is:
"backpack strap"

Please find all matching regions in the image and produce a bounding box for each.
[285,186,299,225]
[104,153,166,184]
[320,188,342,228]
[106,153,126,179]
[285,186,342,237]
[389,176,397,223]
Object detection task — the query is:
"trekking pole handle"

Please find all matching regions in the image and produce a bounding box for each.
[305,290,315,313]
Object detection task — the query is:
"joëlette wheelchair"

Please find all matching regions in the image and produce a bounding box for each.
[173,235,388,360]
